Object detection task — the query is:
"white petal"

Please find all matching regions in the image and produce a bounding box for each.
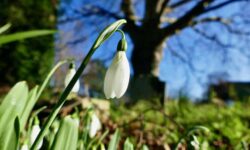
[72,79,80,93]
[113,52,130,98]
[104,51,130,99]
[104,65,115,99]
[89,114,101,138]
[64,68,80,93]
[30,125,43,149]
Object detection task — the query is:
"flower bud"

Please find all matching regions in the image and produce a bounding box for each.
[30,125,43,149]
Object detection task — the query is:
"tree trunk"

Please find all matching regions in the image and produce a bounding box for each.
[128,28,166,103]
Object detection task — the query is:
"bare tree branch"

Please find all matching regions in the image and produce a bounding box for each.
[155,0,171,25]
[204,0,250,13]
[58,16,83,24]
[143,0,159,26]
[168,36,206,75]
[190,17,230,27]
[119,0,140,38]
[167,42,205,86]
[161,16,229,25]
[61,4,122,24]
[192,27,232,48]
[65,37,88,46]
[192,16,250,37]
[161,0,249,39]
[169,0,193,9]
[222,23,250,36]
[159,0,170,17]
[143,0,172,27]
[161,0,214,39]
[121,0,137,22]
[81,5,122,19]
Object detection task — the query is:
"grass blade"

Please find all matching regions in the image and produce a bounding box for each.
[108,129,120,150]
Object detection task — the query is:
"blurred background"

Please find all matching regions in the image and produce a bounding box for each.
[1,0,250,102]
[0,0,250,149]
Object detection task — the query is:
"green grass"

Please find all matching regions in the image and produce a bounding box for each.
[107,99,250,149]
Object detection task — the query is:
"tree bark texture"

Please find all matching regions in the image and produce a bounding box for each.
[122,0,215,102]
[127,26,166,102]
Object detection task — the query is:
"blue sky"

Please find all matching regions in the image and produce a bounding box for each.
[57,0,250,100]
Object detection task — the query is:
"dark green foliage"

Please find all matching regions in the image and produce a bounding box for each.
[208,82,250,101]
[0,1,56,85]
[109,100,250,149]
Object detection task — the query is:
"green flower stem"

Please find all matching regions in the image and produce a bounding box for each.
[27,106,47,145]
[116,29,127,51]
[36,60,68,100]
[31,19,126,150]
[116,29,126,40]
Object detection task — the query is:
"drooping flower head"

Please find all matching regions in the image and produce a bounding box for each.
[30,124,43,149]
[190,135,200,150]
[64,62,80,93]
[104,37,130,99]
[89,113,102,138]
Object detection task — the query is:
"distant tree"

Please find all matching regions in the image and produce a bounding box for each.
[58,0,250,100]
[0,1,57,85]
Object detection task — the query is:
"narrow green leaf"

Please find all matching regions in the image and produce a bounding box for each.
[0,81,28,131]
[51,116,79,150]
[0,116,20,150]
[87,130,109,150]
[108,129,120,150]
[47,120,59,150]
[20,86,38,130]
[96,130,109,148]
[36,60,68,100]
[0,81,28,150]
[241,140,248,150]
[124,138,134,150]
[0,30,56,45]
[0,23,11,34]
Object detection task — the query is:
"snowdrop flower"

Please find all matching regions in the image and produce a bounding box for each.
[20,144,29,150]
[190,135,200,150]
[89,113,101,138]
[104,50,130,99]
[64,63,80,93]
[30,124,43,149]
